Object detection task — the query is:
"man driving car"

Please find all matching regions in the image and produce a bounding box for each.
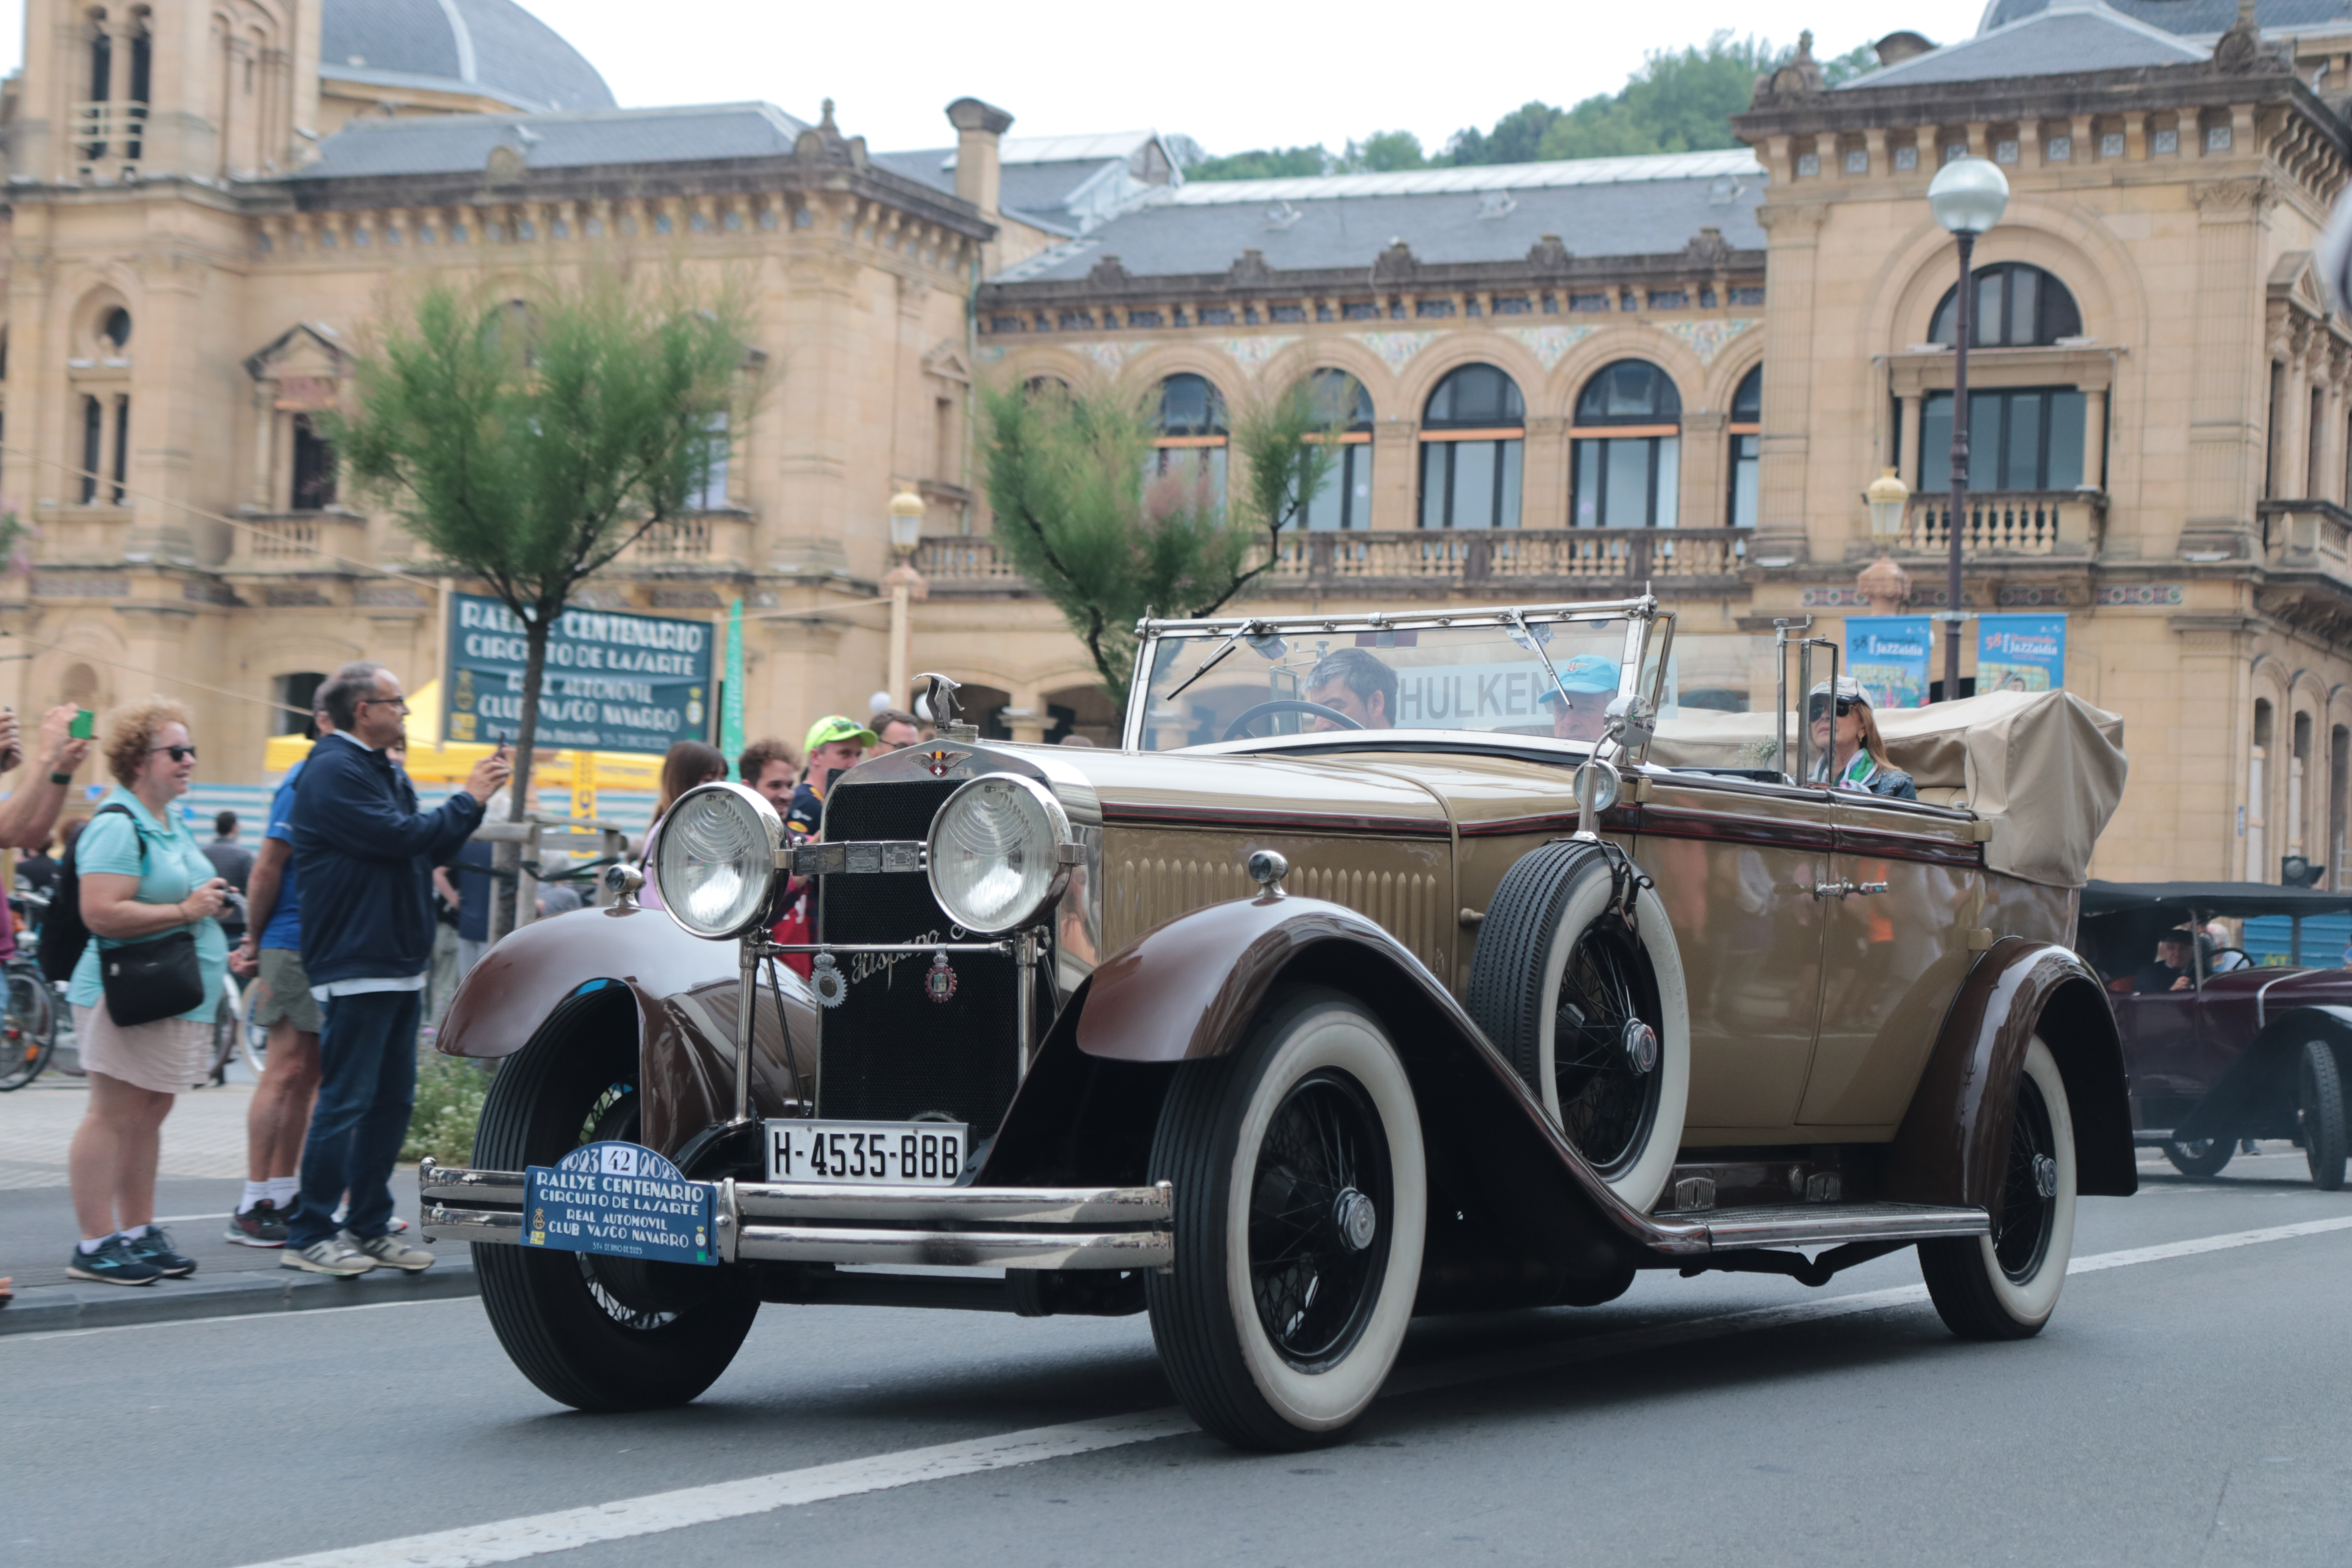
[1302,647,1397,732]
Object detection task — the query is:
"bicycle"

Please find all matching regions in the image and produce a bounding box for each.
[0,886,58,1092]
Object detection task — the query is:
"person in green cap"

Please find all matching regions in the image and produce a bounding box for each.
[789,714,880,837]
[1536,653,1619,743]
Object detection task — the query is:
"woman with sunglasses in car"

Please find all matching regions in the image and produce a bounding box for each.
[1806,677,1918,800]
[62,698,230,1285]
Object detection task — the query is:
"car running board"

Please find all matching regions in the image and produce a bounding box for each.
[1651,1200,1990,1251]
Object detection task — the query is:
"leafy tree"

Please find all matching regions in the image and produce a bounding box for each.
[1186,144,1331,181]
[979,381,1336,708]
[331,267,757,844]
[1340,130,1428,173]
[1444,101,1567,166]
[1441,34,1880,165]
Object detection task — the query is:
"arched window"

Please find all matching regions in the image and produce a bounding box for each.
[1151,373,1227,503]
[1572,360,1682,528]
[1419,364,1523,529]
[1929,263,2081,348]
[1302,369,1374,531]
[100,307,131,351]
[1728,365,1761,528]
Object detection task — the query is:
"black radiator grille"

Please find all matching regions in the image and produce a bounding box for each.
[817,779,1021,1133]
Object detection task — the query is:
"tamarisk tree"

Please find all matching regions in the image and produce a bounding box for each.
[332,267,756,849]
[979,378,1336,711]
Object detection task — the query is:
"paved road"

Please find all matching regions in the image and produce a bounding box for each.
[8,1151,2350,1568]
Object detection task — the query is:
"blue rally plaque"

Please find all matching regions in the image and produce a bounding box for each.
[523,1141,719,1267]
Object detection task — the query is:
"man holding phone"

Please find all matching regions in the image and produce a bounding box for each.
[281,663,509,1277]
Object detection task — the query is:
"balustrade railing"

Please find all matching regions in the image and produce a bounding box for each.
[922,528,1751,593]
[1901,492,2103,556]
[2259,500,2352,577]
[72,100,148,164]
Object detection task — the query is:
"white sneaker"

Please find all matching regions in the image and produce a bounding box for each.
[349,1231,435,1273]
[282,1238,376,1277]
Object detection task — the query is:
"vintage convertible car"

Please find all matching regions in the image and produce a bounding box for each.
[422,595,2136,1451]
[2077,880,2352,1188]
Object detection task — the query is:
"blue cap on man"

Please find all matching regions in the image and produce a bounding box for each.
[1536,654,1619,703]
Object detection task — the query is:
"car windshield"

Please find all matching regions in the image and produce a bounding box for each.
[1136,612,1646,751]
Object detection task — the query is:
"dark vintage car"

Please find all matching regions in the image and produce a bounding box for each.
[2078,880,2352,1188]
[420,595,2136,1451]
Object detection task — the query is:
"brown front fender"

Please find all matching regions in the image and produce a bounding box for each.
[1884,937,2137,1209]
[436,905,817,1159]
[989,893,1710,1311]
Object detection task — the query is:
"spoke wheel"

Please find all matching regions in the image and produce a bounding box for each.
[0,966,54,1092]
[473,990,757,1411]
[1920,1035,2078,1340]
[1550,921,1663,1178]
[1992,1073,2059,1284]
[1248,1070,1391,1372]
[1149,987,1426,1451]
[1465,839,1689,1212]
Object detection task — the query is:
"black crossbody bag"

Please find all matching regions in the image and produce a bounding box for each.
[92,807,207,1028]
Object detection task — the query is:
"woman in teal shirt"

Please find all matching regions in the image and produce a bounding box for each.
[64,698,230,1287]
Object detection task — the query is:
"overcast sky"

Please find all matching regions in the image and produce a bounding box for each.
[0,0,1998,155]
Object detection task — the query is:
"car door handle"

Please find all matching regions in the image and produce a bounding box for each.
[1812,881,1889,899]
[1854,881,1888,895]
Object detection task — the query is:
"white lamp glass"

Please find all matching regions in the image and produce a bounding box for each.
[1927,157,2009,235]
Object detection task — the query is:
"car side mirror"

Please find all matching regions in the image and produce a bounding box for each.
[1604,693,1656,750]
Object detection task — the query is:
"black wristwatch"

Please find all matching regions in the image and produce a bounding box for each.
[48,771,71,785]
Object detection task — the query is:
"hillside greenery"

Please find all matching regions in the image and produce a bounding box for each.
[1183,32,1880,181]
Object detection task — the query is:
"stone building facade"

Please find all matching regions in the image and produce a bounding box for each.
[950,2,2352,886]
[9,0,2352,885]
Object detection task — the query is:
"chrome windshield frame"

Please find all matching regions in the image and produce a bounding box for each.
[1122,595,1665,753]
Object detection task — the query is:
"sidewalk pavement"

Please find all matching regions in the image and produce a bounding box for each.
[0,1075,475,1335]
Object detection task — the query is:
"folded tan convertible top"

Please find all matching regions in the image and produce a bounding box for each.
[1649,688,2128,888]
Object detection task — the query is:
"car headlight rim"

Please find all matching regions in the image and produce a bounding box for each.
[926,773,1074,935]
[652,781,783,940]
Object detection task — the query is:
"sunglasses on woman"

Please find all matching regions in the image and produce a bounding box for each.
[149,744,198,763]
[1807,699,1857,721]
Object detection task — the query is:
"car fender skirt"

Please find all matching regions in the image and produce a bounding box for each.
[2173,1005,2352,1142]
[1025,895,1706,1306]
[1885,937,2136,1207]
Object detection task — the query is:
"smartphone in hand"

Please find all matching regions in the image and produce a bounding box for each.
[68,709,95,740]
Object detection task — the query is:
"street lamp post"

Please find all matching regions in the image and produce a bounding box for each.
[1858,467,1912,617]
[1925,156,2009,702]
[885,485,927,710]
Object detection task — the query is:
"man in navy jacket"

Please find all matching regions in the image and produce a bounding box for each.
[283,661,510,1276]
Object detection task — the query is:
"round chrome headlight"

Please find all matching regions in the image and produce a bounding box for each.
[926,773,1073,935]
[652,782,782,939]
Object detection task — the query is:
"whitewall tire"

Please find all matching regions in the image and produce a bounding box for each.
[1147,987,1426,1450]
[1919,1035,2077,1339]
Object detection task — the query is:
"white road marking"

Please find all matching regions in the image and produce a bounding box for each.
[224,1213,2352,1568]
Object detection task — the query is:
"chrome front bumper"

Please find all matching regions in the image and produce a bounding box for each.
[417,1158,1174,1270]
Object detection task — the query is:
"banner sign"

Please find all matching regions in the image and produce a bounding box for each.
[720,598,746,763]
[523,1141,718,1267]
[1844,616,1932,710]
[1977,613,2066,693]
[445,593,712,754]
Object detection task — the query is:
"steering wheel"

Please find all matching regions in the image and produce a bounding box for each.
[1220,700,1363,742]
[2208,947,2254,973]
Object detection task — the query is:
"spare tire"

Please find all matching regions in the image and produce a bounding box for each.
[1466,839,1689,1212]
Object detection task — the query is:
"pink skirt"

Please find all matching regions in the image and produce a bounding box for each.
[73,1001,212,1095]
